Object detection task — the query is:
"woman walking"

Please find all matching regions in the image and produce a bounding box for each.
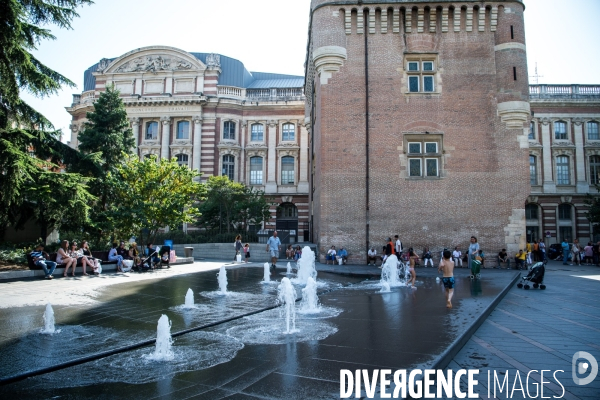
[468,236,480,271]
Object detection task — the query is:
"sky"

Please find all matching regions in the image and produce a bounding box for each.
[21,0,600,141]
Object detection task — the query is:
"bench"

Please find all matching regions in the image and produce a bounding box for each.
[27,251,117,270]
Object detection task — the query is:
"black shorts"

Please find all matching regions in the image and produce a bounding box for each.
[245,252,250,258]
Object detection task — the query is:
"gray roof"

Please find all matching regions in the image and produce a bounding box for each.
[247,78,305,89]
[82,53,304,92]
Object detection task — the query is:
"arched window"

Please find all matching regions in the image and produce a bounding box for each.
[223,121,236,140]
[556,156,570,185]
[590,155,600,185]
[281,156,295,185]
[249,157,263,185]
[277,203,298,219]
[554,121,567,140]
[525,204,538,220]
[251,124,263,141]
[146,121,158,140]
[176,154,188,167]
[529,121,535,140]
[222,155,235,181]
[530,155,537,185]
[588,121,599,140]
[282,123,295,141]
[176,121,189,140]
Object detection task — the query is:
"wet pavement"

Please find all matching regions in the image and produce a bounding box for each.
[0,260,519,399]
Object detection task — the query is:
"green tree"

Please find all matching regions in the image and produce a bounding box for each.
[76,85,135,241]
[0,0,93,238]
[109,155,207,246]
[0,0,93,129]
[584,186,600,237]
[198,176,272,233]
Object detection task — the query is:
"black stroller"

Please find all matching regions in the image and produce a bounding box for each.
[156,246,171,269]
[516,262,546,290]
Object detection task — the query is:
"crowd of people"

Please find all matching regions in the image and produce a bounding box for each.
[29,240,169,279]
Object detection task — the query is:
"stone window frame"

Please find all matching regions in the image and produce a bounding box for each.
[174,119,190,141]
[404,54,439,94]
[553,120,568,141]
[586,120,600,141]
[222,120,237,141]
[589,154,600,185]
[145,120,159,141]
[528,120,536,141]
[221,154,235,181]
[554,153,572,186]
[281,121,296,142]
[175,153,189,167]
[250,122,265,142]
[249,156,264,186]
[403,133,443,179]
[529,154,538,186]
[280,155,296,185]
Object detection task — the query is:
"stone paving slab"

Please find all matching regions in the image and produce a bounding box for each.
[0,260,518,399]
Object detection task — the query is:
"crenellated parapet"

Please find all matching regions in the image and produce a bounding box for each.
[324,3,516,36]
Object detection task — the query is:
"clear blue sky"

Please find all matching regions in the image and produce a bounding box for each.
[21,0,600,140]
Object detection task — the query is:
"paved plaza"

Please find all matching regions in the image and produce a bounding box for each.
[0,259,598,399]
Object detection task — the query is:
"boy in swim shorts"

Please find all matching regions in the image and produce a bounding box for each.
[438,249,455,308]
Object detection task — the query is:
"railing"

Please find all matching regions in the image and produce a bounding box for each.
[71,94,81,106]
[529,84,600,99]
[217,86,244,97]
[81,90,96,104]
[246,89,272,98]
[246,87,305,101]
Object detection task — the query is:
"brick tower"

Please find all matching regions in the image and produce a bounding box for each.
[305,1,530,263]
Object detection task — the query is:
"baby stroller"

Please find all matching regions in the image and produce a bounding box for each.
[156,246,171,269]
[470,258,481,279]
[516,262,546,290]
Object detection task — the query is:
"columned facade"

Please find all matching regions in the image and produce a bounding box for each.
[66,46,308,237]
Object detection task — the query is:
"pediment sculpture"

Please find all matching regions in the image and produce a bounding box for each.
[115,55,194,73]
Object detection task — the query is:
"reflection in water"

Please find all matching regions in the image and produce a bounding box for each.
[470,279,482,296]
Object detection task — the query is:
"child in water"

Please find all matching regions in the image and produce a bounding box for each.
[438,250,455,308]
[243,243,250,263]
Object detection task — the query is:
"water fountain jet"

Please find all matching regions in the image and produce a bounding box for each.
[295,246,317,284]
[40,303,59,334]
[263,262,270,283]
[218,266,228,294]
[299,277,320,313]
[184,288,195,309]
[277,277,297,333]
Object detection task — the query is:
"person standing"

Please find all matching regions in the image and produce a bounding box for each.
[243,243,250,263]
[394,235,403,256]
[407,248,419,288]
[30,244,56,279]
[452,247,463,268]
[538,239,546,262]
[438,250,455,308]
[467,236,480,272]
[533,240,540,262]
[234,235,243,262]
[266,231,281,269]
[525,240,532,265]
[561,239,570,265]
[571,239,581,266]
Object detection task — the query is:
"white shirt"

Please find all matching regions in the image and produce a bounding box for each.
[368,249,377,257]
[452,249,461,259]
[327,249,336,256]
[395,239,402,253]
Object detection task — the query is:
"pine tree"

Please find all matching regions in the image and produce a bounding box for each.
[0,0,93,239]
[76,85,135,242]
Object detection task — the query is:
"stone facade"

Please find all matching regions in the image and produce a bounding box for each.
[66,46,309,239]
[528,84,600,246]
[305,1,532,263]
